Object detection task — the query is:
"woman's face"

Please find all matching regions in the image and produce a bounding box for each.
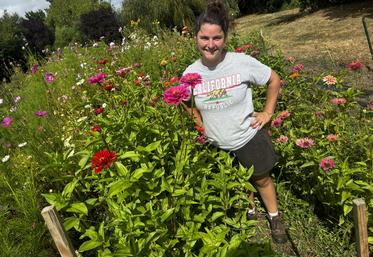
[196,23,226,67]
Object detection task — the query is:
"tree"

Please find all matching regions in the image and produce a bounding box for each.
[0,12,26,82]
[46,0,100,46]
[20,10,54,56]
[80,6,122,43]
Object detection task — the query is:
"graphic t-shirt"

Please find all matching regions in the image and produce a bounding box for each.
[183,52,271,150]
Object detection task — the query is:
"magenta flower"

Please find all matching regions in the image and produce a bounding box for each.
[44,73,55,83]
[270,117,283,128]
[163,85,190,105]
[31,64,38,75]
[180,73,202,89]
[88,73,107,84]
[326,134,338,142]
[295,137,315,148]
[1,117,12,128]
[330,98,347,105]
[34,111,48,117]
[319,157,335,171]
[292,64,304,72]
[346,61,364,70]
[196,134,207,144]
[276,135,288,143]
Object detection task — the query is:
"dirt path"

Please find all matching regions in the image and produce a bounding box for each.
[234,1,373,92]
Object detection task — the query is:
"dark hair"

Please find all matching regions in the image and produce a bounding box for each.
[195,1,230,36]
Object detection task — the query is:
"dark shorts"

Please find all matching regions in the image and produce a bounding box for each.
[231,129,278,178]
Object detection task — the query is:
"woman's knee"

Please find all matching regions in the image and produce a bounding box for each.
[252,176,272,188]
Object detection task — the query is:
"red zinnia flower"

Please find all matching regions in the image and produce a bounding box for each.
[95,107,104,115]
[91,124,102,132]
[90,149,116,173]
[97,58,109,65]
[103,84,114,91]
[195,125,205,134]
[346,60,364,70]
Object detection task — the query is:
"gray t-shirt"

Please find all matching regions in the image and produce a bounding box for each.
[183,52,271,150]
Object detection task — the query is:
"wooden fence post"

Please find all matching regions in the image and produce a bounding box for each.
[352,198,369,257]
[41,205,77,257]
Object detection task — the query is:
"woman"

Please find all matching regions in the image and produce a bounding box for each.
[183,1,288,244]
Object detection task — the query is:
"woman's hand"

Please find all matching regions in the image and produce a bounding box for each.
[250,111,272,130]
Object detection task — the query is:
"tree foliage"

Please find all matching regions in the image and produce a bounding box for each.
[0,12,26,82]
[120,0,239,33]
[20,10,54,56]
[46,0,100,46]
[80,6,122,43]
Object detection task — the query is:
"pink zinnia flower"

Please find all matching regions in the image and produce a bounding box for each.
[44,72,55,83]
[322,75,337,86]
[295,137,315,148]
[286,56,296,63]
[276,135,289,143]
[346,61,364,70]
[163,85,190,105]
[278,110,290,119]
[280,79,286,88]
[292,64,304,72]
[196,135,207,144]
[34,111,48,117]
[319,157,335,171]
[270,117,283,128]
[180,73,202,89]
[88,73,107,84]
[31,64,38,74]
[116,67,131,77]
[1,117,12,128]
[326,134,338,142]
[330,98,347,105]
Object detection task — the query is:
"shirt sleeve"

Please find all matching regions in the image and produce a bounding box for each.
[240,54,272,85]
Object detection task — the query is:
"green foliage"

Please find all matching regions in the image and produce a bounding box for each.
[0,12,26,82]
[20,10,55,56]
[79,7,121,44]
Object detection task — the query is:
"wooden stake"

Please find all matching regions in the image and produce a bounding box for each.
[353,198,369,257]
[41,206,77,257]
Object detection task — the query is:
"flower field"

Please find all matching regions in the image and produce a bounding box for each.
[0,25,372,256]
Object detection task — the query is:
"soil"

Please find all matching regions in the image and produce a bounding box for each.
[234,1,373,94]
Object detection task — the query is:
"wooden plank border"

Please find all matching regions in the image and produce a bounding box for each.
[352,198,369,257]
[41,205,77,257]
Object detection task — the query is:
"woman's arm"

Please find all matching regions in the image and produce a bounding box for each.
[182,103,203,128]
[250,70,281,129]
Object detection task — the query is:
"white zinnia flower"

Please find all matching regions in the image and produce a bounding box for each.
[18,142,27,147]
[2,155,10,163]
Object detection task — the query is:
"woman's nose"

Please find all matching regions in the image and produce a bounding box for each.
[207,39,215,48]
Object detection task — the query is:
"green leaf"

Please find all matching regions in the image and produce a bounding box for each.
[62,178,79,198]
[63,217,79,231]
[300,161,315,168]
[115,162,130,177]
[78,151,91,169]
[172,188,187,196]
[79,240,102,252]
[368,236,373,244]
[66,202,88,215]
[343,204,353,216]
[120,151,140,161]
[108,179,132,197]
[210,212,225,222]
[160,208,175,223]
[144,140,161,152]
[131,167,151,181]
